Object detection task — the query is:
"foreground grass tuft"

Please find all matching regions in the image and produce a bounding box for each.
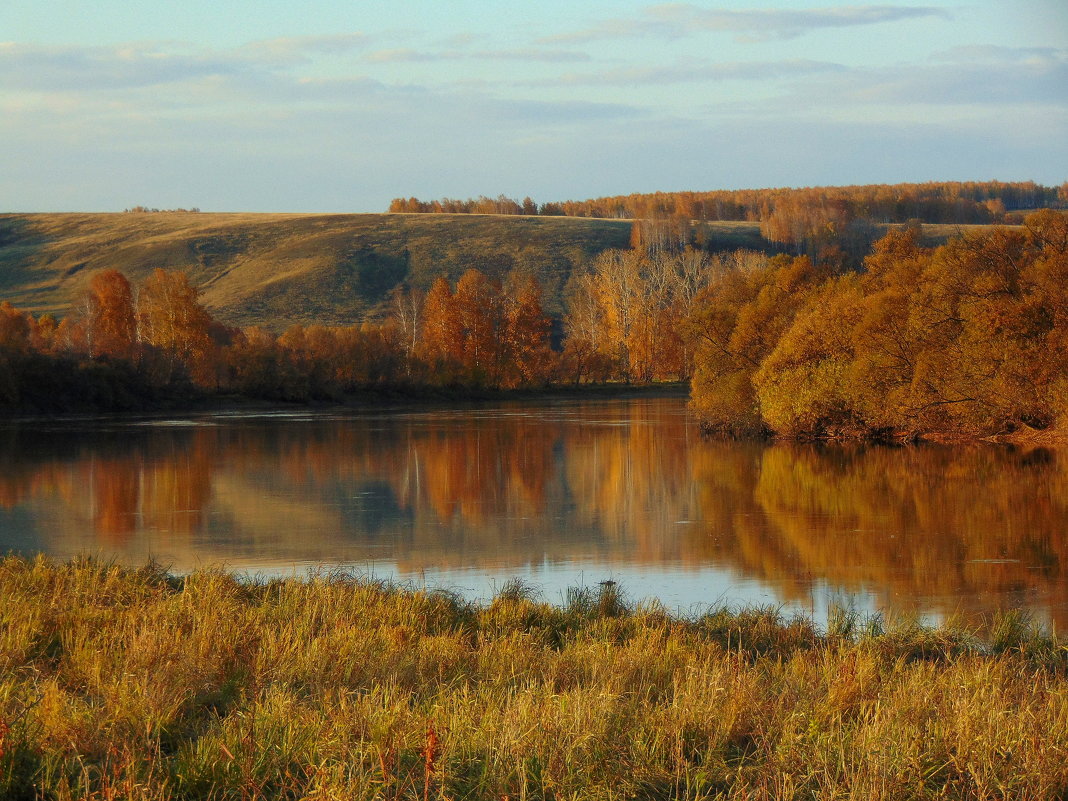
[1,556,1066,799]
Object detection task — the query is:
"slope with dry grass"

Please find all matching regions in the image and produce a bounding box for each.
[0,212,1007,338]
[0,213,639,331]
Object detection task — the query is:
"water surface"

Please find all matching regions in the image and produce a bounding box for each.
[1,397,1065,626]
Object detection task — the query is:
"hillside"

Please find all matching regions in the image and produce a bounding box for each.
[0,212,1003,332]
[0,213,644,330]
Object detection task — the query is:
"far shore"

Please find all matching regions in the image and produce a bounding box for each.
[0,380,691,423]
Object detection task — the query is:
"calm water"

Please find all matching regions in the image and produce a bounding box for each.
[1,396,1065,626]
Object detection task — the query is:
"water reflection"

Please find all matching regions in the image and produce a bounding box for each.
[0,398,1065,624]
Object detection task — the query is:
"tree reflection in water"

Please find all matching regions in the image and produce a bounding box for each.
[0,399,1064,624]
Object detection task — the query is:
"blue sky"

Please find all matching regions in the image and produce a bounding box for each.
[2,1,1065,211]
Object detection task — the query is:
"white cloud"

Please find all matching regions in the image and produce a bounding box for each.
[365,48,442,64]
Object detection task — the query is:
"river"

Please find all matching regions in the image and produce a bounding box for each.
[1,396,1065,627]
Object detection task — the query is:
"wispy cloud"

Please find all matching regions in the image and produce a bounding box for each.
[787,51,1068,108]
[478,48,590,63]
[365,48,441,64]
[545,58,845,87]
[0,38,385,98]
[0,37,641,143]
[241,33,370,63]
[0,34,382,95]
[365,47,588,64]
[930,44,1066,64]
[0,42,249,92]
[544,4,951,44]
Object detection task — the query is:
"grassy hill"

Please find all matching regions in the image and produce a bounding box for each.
[0,213,644,330]
[0,212,998,331]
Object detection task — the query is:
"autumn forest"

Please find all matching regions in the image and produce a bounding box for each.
[0,188,1066,441]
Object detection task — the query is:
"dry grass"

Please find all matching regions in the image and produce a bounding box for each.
[0,213,635,330]
[1,557,1065,800]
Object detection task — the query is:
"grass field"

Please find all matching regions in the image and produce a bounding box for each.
[1,557,1065,799]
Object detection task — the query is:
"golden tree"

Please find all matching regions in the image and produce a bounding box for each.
[454,269,507,386]
[136,269,213,384]
[503,275,552,388]
[84,269,136,359]
[418,276,464,382]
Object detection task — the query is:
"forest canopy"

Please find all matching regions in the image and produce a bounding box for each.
[685,210,1068,439]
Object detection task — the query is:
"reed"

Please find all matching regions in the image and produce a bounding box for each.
[1,555,1065,800]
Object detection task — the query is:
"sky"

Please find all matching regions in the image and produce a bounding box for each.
[1,1,1066,212]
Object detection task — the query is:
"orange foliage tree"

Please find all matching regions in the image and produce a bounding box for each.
[503,275,552,388]
[684,253,829,434]
[84,269,136,359]
[562,248,717,384]
[415,270,552,389]
[454,269,509,386]
[418,276,464,382]
[0,302,31,354]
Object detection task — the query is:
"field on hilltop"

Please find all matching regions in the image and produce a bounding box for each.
[0,212,646,330]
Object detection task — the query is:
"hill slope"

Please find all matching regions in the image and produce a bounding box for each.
[0,213,644,329]
[0,212,997,331]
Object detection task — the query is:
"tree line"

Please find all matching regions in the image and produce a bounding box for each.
[122,206,201,213]
[389,195,566,217]
[1,211,1065,438]
[391,181,1068,267]
[0,247,725,410]
[0,268,562,410]
[390,180,1066,225]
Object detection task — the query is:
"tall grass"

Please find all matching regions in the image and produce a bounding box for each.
[1,556,1065,799]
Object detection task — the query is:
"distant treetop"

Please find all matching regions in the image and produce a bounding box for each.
[389,181,1067,226]
[123,206,201,213]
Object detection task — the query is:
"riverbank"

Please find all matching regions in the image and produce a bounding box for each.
[1,557,1065,799]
